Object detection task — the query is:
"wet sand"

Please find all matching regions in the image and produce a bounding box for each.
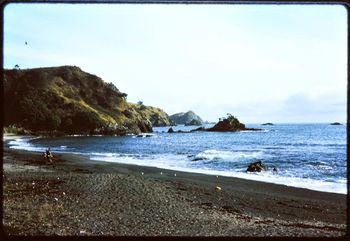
[2,144,348,237]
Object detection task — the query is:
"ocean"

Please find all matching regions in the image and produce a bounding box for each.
[6,123,347,194]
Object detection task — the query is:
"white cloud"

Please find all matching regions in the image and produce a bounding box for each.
[276,93,346,123]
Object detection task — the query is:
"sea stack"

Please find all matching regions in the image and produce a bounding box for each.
[205,114,261,132]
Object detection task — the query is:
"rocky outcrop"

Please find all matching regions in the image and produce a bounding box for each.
[167,127,192,134]
[129,103,174,127]
[262,123,274,126]
[207,115,245,132]
[189,114,261,133]
[191,127,206,132]
[205,114,261,132]
[170,111,203,125]
[246,161,266,172]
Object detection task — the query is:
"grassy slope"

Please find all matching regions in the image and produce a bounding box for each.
[4,66,171,135]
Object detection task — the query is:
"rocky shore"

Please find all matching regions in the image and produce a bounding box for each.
[2,144,347,237]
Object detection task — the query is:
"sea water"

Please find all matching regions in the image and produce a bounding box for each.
[6,123,347,194]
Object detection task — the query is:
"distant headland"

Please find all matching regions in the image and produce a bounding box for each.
[4,66,172,136]
[4,65,262,136]
[169,111,203,126]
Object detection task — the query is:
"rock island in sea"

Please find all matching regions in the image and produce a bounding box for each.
[190,114,262,132]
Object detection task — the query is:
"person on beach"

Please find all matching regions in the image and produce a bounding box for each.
[44,148,54,165]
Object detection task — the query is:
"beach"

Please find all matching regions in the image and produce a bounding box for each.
[2,137,347,237]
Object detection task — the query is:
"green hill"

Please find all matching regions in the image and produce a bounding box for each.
[169,111,203,125]
[4,66,172,135]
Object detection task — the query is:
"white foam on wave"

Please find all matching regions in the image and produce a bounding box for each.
[89,152,346,194]
[7,137,46,152]
[229,170,347,194]
[7,137,71,153]
[90,153,187,169]
[241,129,269,133]
[195,149,264,161]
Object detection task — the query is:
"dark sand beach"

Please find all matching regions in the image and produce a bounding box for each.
[2,138,348,237]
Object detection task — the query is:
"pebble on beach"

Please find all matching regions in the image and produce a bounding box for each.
[215,186,222,191]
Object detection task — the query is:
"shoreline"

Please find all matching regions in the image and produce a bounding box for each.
[2,141,348,236]
[4,146,348,198]
[4,134,346,195]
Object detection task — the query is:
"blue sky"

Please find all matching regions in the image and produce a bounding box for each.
[4,4,347,123]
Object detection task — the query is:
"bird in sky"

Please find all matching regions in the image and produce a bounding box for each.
[25,41,28,45]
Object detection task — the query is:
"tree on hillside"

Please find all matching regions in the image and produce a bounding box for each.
[107,82,119,92]
[138,101,146,110]
[226,113,236,120]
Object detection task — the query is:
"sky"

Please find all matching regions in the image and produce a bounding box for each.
[4,3,347,123]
